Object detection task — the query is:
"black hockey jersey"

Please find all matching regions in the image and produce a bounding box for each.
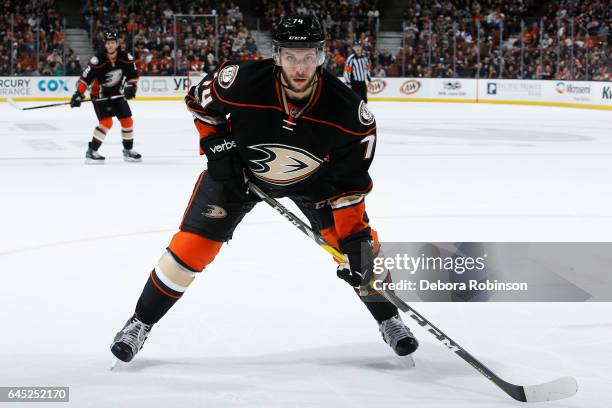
[77,50,138,98]
[185,59,377,207]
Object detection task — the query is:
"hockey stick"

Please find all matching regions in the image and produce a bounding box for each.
[6,95,124,111]
[247,181,578,403]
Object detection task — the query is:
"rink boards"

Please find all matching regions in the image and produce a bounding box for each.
[0,76,610,110]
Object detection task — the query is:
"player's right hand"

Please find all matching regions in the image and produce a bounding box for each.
[70,92,84,108]
[201,133,254,201]
[337,228,376,290]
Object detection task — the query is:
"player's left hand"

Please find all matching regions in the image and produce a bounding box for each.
[337,228,376,289]
[123,84,136,100]
[70,91,84,108]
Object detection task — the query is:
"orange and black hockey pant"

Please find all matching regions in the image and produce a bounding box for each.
[166,171,397,322]
[92,96,132,120]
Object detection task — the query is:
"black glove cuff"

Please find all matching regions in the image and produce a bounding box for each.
[201,133,235,159]
[338,227,373,254]
[201,134,241,182]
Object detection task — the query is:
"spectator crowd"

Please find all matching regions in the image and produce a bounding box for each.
[0,0,609,81]
[82,0,261,75]
[396,0,610,80]
[0,0,74,76]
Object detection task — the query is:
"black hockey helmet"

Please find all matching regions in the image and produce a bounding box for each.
[272,13,325,67]
[103,28,118,42]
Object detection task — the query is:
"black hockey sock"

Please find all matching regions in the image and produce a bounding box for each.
[135,269,183,325]
[358,291,399,323]
[122,139,134,150]
[89,138,102,151]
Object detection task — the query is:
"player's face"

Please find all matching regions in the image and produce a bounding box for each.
[105,40,118,54]
[280,48,318,92]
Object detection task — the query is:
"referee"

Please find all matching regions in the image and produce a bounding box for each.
[343,40,371,102]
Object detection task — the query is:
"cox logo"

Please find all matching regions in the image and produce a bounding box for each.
[38,79,73,92]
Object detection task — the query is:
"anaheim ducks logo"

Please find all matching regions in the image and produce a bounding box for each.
[102,69,123,87]
[248,144,323,186]
[202,204,227,219]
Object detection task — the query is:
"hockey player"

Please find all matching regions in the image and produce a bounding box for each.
[110,14,418,362]
[70,29,142,164]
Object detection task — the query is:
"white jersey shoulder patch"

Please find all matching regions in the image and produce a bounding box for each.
[358,100,375,126]
[127,53,134,61]
[217,65,239,89]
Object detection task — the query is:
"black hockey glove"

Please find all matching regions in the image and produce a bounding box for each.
[70,91,84,108]
[201,132,250,200]
[336,228,376,289]
[123,83,136,100]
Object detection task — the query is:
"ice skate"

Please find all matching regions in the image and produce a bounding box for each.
[85,143,105,164]
[123,149,142,162]
[379,314,419,356]
[110,313,152,364]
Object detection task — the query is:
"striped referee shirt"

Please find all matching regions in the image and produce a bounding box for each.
[343,53,371,83]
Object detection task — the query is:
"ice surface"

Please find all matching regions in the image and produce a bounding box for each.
[0,101,610,407]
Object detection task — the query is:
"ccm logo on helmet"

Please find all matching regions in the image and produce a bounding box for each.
[288,36,307,40]
[209,140,236,154]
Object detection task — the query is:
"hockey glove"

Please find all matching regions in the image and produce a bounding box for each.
[201,132,250,200]
[337,228,376,289]
[70,91,84,108]
[123,83,137,100]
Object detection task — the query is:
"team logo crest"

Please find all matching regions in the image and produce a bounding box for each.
[218,65,239,89]
[248,144,323,186]
[202,204,227,219]
[358,101,375,126]
[102,69,123,87]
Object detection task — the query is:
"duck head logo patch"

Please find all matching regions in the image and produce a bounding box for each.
[202,204,227,219]
[102,69,123,87]
[248,144,323,186]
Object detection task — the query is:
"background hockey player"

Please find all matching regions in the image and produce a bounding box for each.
[110,14,418,363]
[70,29,142,163]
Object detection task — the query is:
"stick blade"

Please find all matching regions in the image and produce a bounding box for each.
[523,376,578,402]
[6,97,23,110]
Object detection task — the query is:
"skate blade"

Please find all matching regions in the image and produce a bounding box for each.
[123,157,142,163]
[400,354,416,369]
[110,357,124,371]
[85,158,105,165]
